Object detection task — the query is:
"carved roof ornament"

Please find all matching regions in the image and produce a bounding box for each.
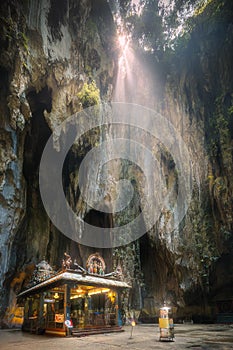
[62,252,72,270]
[29,258,54,287]
[115,264,123,280]
[86,253,106,276]
[24,253,126,293]
[36,259,53,271]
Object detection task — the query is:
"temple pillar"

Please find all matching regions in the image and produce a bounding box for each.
[115,291,119,326]
[84,295,89,326]
[64,284,71,334]
[37,292,44,333]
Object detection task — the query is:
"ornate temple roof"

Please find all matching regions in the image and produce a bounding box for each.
[17,270,131,298]
[36,259,53,271]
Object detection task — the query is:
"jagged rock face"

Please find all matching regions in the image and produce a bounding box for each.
[0,0,232,326]
[137,3,233,318]
[0,0,116,326]
[108,1,233,318]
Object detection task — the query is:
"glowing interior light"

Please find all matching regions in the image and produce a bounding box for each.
[70,294,83,300]
[88,288,110,296]
[54,292,59,299]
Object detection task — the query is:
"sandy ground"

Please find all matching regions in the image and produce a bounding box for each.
[0,324,233,350]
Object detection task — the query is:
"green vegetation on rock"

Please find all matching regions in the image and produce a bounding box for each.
[77,81,100,108]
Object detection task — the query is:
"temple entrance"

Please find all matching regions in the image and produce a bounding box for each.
[70,286,117,328]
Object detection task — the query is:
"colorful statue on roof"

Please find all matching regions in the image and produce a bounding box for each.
[62,252,72,270]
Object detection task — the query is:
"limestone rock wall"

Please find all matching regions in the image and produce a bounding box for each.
[138,1,233,319]
[0,0,116,326]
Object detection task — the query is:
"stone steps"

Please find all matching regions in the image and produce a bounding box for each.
[71,326,124,337]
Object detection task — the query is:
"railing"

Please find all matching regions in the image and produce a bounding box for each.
[45,313,64,329]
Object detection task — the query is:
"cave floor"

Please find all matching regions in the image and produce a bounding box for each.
[1,324,233,350]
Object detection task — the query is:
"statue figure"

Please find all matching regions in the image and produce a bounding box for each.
[89,261,94,273]
[93,260,98,274]
[62,252,72,270]
[99,262,104,275]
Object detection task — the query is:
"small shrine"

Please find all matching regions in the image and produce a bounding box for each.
[17,253,130,337]
[86,253,106,275]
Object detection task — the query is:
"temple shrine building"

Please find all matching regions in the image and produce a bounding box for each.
[17,253,131,336]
